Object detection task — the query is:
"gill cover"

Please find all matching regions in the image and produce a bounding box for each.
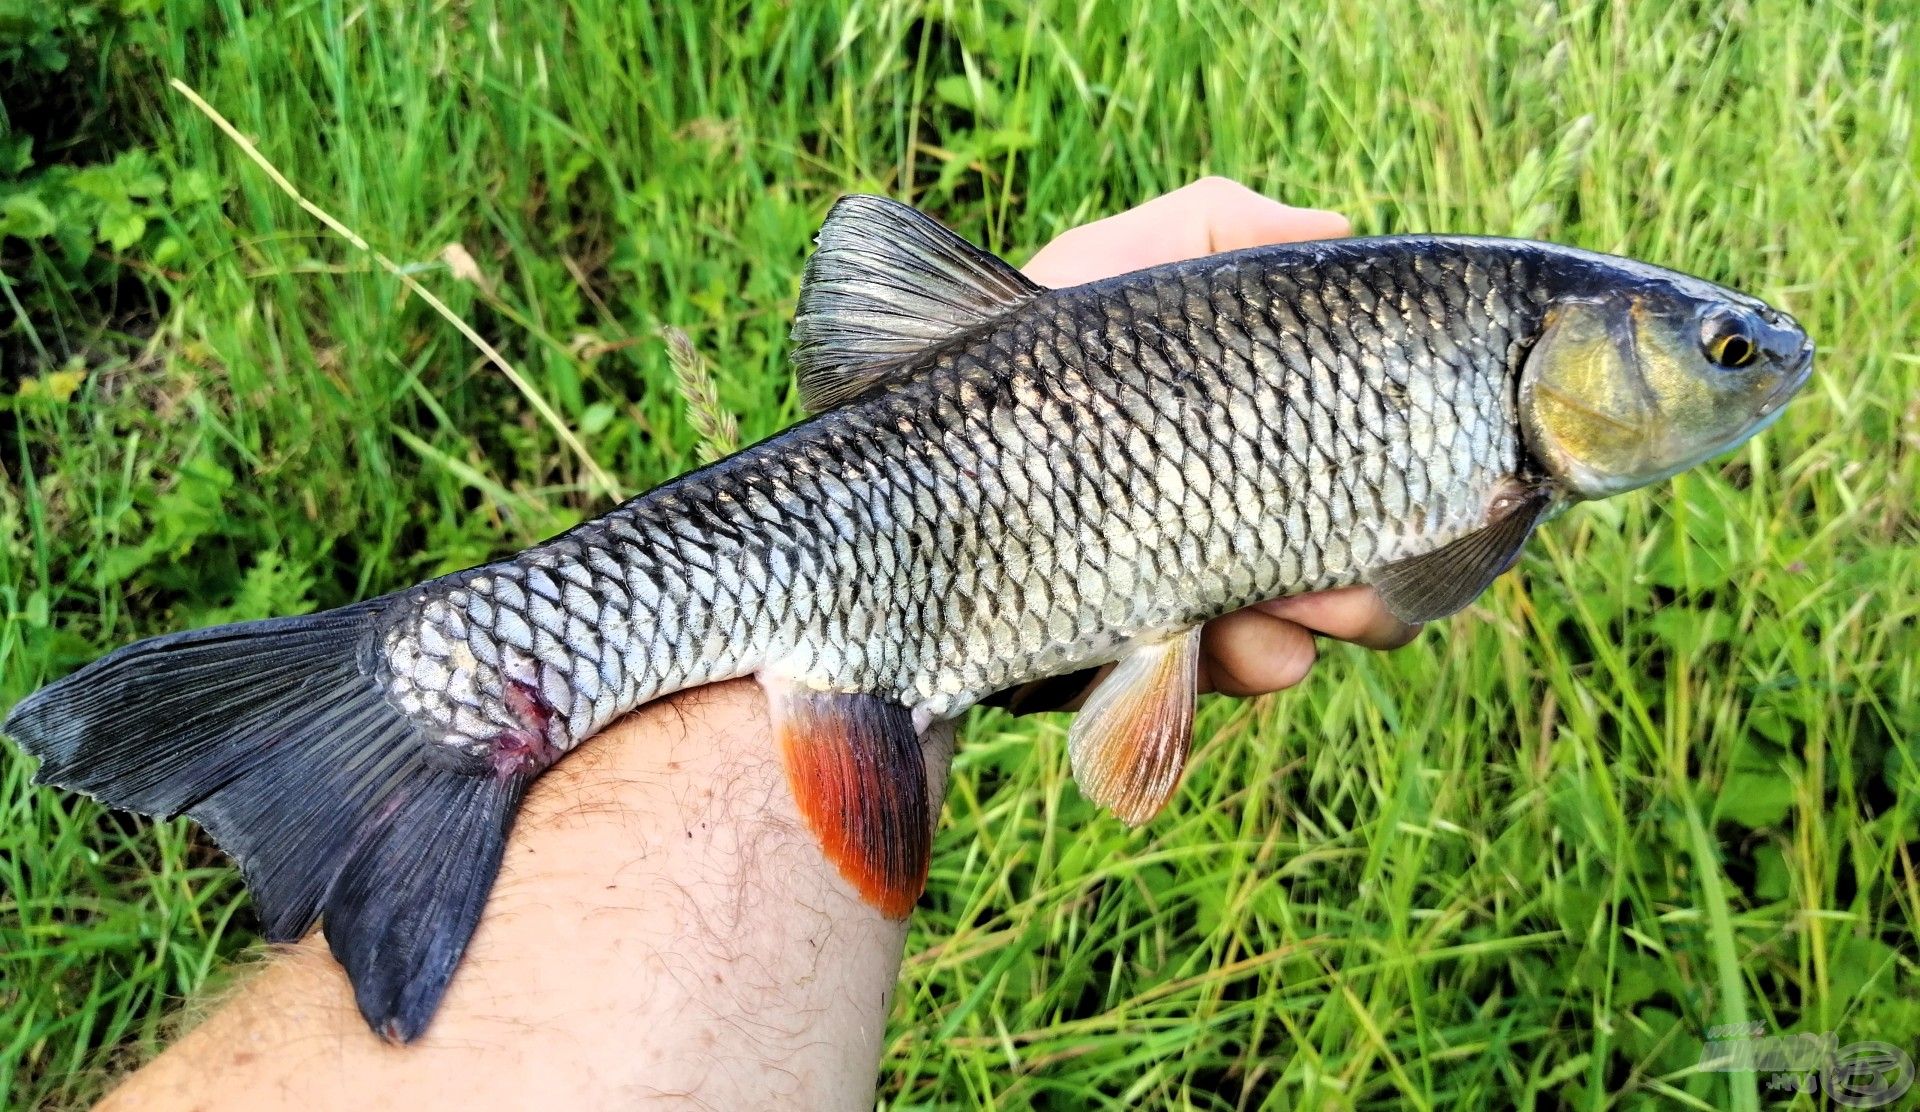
[1518,294,1647,497]
[1519,290,1811,500]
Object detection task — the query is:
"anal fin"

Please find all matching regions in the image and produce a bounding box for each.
[761,681,931,918]
[1371,485,1555,624]
[1068,627,1202,827]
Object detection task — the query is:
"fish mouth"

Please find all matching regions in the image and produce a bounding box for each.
[1755,338,1815,420]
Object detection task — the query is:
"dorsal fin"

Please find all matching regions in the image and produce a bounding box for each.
[790,194,1043,412]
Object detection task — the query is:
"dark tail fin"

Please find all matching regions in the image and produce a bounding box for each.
[4,602,524,1042]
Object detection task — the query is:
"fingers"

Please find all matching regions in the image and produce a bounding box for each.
[1191,177,1353,252]
[1198,609,1318,697]
[1255,586,1422,651]
[1021,176,1351,288]
[993,586,1417,708]
[1198,587,1421,699]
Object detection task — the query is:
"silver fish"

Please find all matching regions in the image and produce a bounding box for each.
[5,195,1814,1041]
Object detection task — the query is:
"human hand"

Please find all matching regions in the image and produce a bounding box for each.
[1010,177,1420,706]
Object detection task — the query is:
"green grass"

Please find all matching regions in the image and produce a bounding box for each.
[3,0,1917,1107]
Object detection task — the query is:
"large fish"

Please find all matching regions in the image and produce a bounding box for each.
[6,196,1813,1041]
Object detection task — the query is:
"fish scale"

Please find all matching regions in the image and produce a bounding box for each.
[377,238,1534,762]
[8,193,1811,1041]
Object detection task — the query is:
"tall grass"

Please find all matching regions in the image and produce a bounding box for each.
[3,0,1916,1107]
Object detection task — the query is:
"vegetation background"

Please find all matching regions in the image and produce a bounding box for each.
[2,0,1915,1107]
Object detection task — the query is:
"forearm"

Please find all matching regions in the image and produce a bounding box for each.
[106,680,913,1110]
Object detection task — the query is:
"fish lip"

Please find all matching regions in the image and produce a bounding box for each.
[1756,340,1815,419]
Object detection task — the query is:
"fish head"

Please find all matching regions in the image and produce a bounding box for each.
[1518,277,1812,500]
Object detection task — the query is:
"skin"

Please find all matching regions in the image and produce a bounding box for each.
[100,178,1417,1110]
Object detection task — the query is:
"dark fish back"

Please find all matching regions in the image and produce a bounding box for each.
[379,238,1564,757]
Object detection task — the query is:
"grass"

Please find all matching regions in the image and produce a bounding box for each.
[2,0,1916,1106]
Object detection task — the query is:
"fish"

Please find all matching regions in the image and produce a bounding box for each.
[4,195,1814,1042]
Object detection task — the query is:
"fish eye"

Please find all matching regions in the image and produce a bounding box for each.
[1701,310,1760,369]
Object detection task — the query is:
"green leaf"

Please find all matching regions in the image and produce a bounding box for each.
[67,164,130,204]
[123,172,167,199]
[580,401,617,436]
[0,133,32,175]
[934,73,1001,118]
[98,208,146,250]
[95,451,239,588]
[30,38,68,72]
[171,168,218,206]
[0,193,57,239]
[1554,879,1604,938]
[1828,934,1902,1006]
[1612,953,1667,1008]
[1752,843,1791,901]
[98,540,163,584]
[182,553,319,627]
[1714,769,1795,829]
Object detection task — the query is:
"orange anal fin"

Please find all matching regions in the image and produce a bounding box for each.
[1067,627,1202,826]
[760,682,930,919]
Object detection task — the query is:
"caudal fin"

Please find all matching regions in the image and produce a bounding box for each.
[4,602,524,1042]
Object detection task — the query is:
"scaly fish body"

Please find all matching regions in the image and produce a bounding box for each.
[386,237,1544,760]
[7,198,1814,1042]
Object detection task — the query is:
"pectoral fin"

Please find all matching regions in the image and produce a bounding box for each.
[1371,485,1555,623]
[760,681,932,918]
[1067,628,1203,826]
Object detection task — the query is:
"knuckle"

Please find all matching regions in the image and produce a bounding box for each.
[1189,174,1248,199]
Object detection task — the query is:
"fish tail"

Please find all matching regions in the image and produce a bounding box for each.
[4,600,523,1043]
